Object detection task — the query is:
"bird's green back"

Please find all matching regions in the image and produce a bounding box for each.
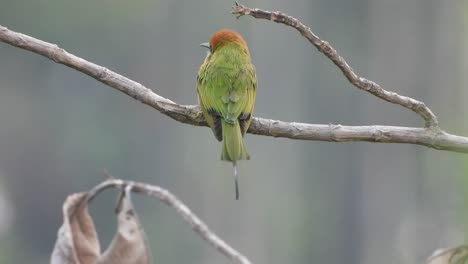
[197,42,256,140]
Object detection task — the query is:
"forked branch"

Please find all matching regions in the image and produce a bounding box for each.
[0,3,466,157]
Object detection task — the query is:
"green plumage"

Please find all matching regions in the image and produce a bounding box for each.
[197,41,256,162]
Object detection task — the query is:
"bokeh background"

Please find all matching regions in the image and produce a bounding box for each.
[0,0,467,263]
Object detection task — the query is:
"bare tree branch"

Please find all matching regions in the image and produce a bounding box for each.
[0,26,203,126]
[248,121,468,153]
[231,1,439,128]
[0,14,467,152]
[85,179,252,264]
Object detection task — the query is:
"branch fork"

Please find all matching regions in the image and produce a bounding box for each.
[232,1,438,128]
[0,6,463,152]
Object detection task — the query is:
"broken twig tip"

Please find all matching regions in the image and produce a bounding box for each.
[231,1,247,19]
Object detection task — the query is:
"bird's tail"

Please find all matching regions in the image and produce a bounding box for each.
[221,120,250,162]
[221,120,249,200]
[233,161,239,200]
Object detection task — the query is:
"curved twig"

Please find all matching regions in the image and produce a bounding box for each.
[85,179,252,264]
[231,2,438,128]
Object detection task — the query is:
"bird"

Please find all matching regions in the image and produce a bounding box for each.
[197,29,257,200]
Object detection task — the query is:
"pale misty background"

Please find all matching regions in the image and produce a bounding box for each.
[0,0,467,263]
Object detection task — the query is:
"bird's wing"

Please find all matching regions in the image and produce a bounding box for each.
[197,62,230,141]
[232,64,256,135]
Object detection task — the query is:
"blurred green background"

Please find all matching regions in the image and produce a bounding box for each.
[0,0,467,263]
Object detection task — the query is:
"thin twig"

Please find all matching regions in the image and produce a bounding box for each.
[85,179,252,264]
[1,24,468,152]
[231,2,439,128]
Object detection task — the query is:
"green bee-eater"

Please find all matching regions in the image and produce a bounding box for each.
[197,29,257,200]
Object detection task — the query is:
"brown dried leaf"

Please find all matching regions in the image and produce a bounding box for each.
[51,192,100,264]
[427,246,468,264]
[98,186,152,264]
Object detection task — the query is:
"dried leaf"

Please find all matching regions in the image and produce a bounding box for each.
[427,246,468,264]
[51,193,100,264]
[98,186,152,264]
